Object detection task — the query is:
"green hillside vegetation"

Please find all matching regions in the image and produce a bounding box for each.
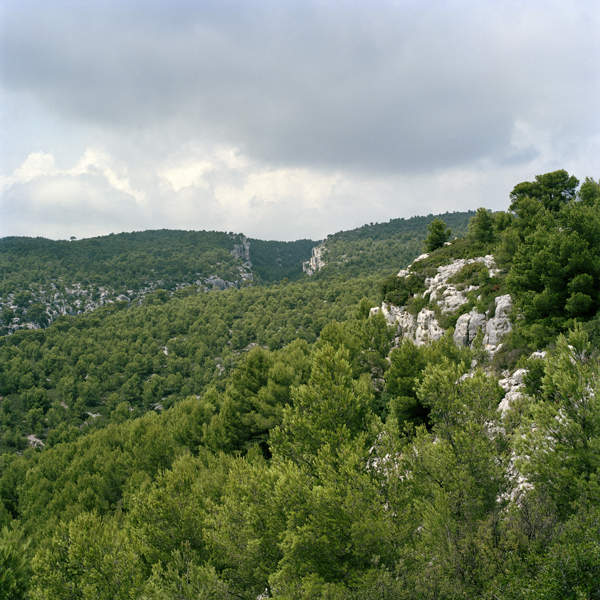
[314,211,474,278]
[245,238,316,283]
[0,211,474,335]
[0,230,250,295]
[1,170,600,599]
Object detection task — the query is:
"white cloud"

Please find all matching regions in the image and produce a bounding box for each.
[68,148,146,204]
[159,160,214,192]
[12,151,56,183]
[1,148,146,205]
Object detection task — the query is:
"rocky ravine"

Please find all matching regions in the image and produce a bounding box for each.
[371,254,512,353]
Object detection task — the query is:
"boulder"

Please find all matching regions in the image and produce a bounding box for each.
[453,309,486,347]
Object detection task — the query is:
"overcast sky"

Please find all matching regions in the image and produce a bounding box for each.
[1,0,598,242]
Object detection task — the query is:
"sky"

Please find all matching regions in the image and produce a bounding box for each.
[1,0,599,242]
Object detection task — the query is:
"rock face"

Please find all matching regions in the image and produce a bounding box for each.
[373,254,512,352]
[303,244,326,276]
[231,235,252,266]
[484,294,512,349]
[426,255,499,314]
[454,309,487,347]
[498,368,528,414]
[415,309,445,345]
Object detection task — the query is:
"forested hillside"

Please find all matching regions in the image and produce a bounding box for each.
[312,211,474,279]
[1,171,600,599]
[0,211,474,336]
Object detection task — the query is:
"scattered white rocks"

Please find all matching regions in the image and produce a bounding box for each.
[426,255,499,315]
[498,368,528,414]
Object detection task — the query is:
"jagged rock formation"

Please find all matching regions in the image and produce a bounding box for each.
[415,309,445,345]
[231,235,251,265]
[498,368,528,414]
[302,244,325,276]
[484,295,512,347]
[372,254,512,353]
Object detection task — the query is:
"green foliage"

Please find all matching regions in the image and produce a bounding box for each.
[468,207,495,246]
[2,172,600,597]
[424,217,451,252]
[246,238,315,283]
[129,450,233,567]
[447,260,490,288]
[270,344,374,472]
[385,333,472,428]
[0,522,31,600]
[30,511,145,600]
[506,199,600,345]
[314,211,473,279]
[515,326,600,515]
[510,169,579,213]
[380,272,425,306]
[578,176,600,207]
[531,503,600,599]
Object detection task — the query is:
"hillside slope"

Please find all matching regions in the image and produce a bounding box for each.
[0,211,473,334]
[2,171,600,599]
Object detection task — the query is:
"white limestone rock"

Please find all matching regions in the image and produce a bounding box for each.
[373,254,512,352]
[381,303,405,327]
[485,294,513,350]
[454,309,486,347]
[303,244,326,276]
[415,309,444,346]
[371,303,417,337]
[438,286,469,313]
[498,368,528,414]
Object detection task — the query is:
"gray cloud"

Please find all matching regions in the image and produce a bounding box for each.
[1,0,599,241]
[4,1,598,171]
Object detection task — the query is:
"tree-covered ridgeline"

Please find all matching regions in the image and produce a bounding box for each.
[0,212,475,335]
[1,170,600,598]
[313,211,474,279]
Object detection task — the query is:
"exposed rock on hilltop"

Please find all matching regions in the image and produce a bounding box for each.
[231,234,252,266]
[302,244,326,276]
[372,253,512,353]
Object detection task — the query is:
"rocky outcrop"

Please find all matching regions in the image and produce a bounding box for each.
[454,309,487,347]
[415,309,445,345]
[497,350,546,414]
[303,244,326,276]
[425,255,499,314]
[484,294,512,349]
[498,368,527,414]
[231,235,252,267]
[372,254,512,352]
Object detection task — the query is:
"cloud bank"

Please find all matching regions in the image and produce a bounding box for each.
[1,0,599,240]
